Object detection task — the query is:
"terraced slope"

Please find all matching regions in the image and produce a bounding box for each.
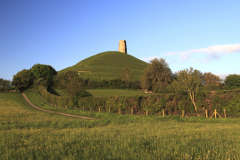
[59,51,148,81]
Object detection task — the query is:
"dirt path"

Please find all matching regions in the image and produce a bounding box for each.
[22,93,96,120]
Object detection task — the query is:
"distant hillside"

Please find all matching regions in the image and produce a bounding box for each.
[59,51,148,81]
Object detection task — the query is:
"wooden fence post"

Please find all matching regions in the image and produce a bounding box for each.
[99,107,100,112]
[83,106,84,110]
[146,110,148,116]
[182,110,185,118]
[131,109,133,115]
[119,108,121,114]
[163,110,165,117]
[210,109,222,118]
[90,107,91,112]
[206,109,208,118]
[109,108,110,113]
[224,109,226,118]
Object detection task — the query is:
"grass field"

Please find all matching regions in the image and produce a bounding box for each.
[52,88,150,97]
[87,89,149,97]
[1,91,240,159]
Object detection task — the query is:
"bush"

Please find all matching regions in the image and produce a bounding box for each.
[204,84,220,91]
[31,64,57,89]
[12,70,33,91]
[36,85,240,118]
[0,79,12,92]
[224,74,240,90]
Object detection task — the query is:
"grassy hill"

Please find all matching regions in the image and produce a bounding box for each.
[58,51,148,81]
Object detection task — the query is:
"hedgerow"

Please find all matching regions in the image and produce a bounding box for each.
[36,86,240,117]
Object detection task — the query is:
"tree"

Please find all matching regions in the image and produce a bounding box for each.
[60,71,83,94]
[140,58,173,93]
[121,67,133,81]
[12,69,33,91]
[204,72,222,86]
[31,64,57,88]
[172,67,204,113]
[100,79,109,88]
[60,71,92,107]
[52,73,64,89]
[203,72,222,91]
[0,78,12,92]
[224,74,240,90]
[2,80,11,91]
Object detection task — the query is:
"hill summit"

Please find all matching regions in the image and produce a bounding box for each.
[59,51,148,81]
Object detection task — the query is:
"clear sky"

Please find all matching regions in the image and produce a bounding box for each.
[1,0,239,81]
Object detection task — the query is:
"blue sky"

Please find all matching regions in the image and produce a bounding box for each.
[1,0,240,81]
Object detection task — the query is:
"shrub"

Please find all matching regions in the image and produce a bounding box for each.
[204,84,220,91]
[36,85,240,118]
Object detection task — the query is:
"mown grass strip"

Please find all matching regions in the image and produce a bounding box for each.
[87,89,149,97]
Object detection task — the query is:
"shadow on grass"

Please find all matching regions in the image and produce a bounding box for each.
[47,88,61,96]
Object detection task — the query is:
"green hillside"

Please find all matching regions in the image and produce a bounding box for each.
[59,51,148,81]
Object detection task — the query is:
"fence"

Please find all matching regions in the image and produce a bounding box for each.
[78,106,228,118]
[36,86,240,118]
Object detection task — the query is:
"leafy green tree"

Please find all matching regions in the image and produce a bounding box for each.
[100,79,109,88]
[60,71,82,92]
[172,67,204,113]
[52,73,64,89]
[2,80,11,91]
[121,67,133,81]
[31,64,57,88]
[204,84,220,91]
[203,72,222,90]
[60,71,92,107]
[204,72,222,86]
[140,58,173,93]
[12,69,33,91]
[224,74,240,90]
[0,78,12,92]
[109,78,123,88]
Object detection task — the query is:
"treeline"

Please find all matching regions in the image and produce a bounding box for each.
[37,85,240,118]
[12,64,57,91]
[53,76,140,90]
[9,61,240,93]
[7,60,240,117]
[10,64,140,92]
[0,78,14,92]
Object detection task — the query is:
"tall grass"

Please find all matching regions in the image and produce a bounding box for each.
[1,92,240,159]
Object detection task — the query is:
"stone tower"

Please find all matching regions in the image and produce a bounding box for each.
[118,40,127,54]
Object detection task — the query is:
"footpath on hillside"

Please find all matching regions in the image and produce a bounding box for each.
[22,93,96,120]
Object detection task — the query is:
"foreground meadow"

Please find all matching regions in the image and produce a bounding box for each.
[1,92,240,159]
